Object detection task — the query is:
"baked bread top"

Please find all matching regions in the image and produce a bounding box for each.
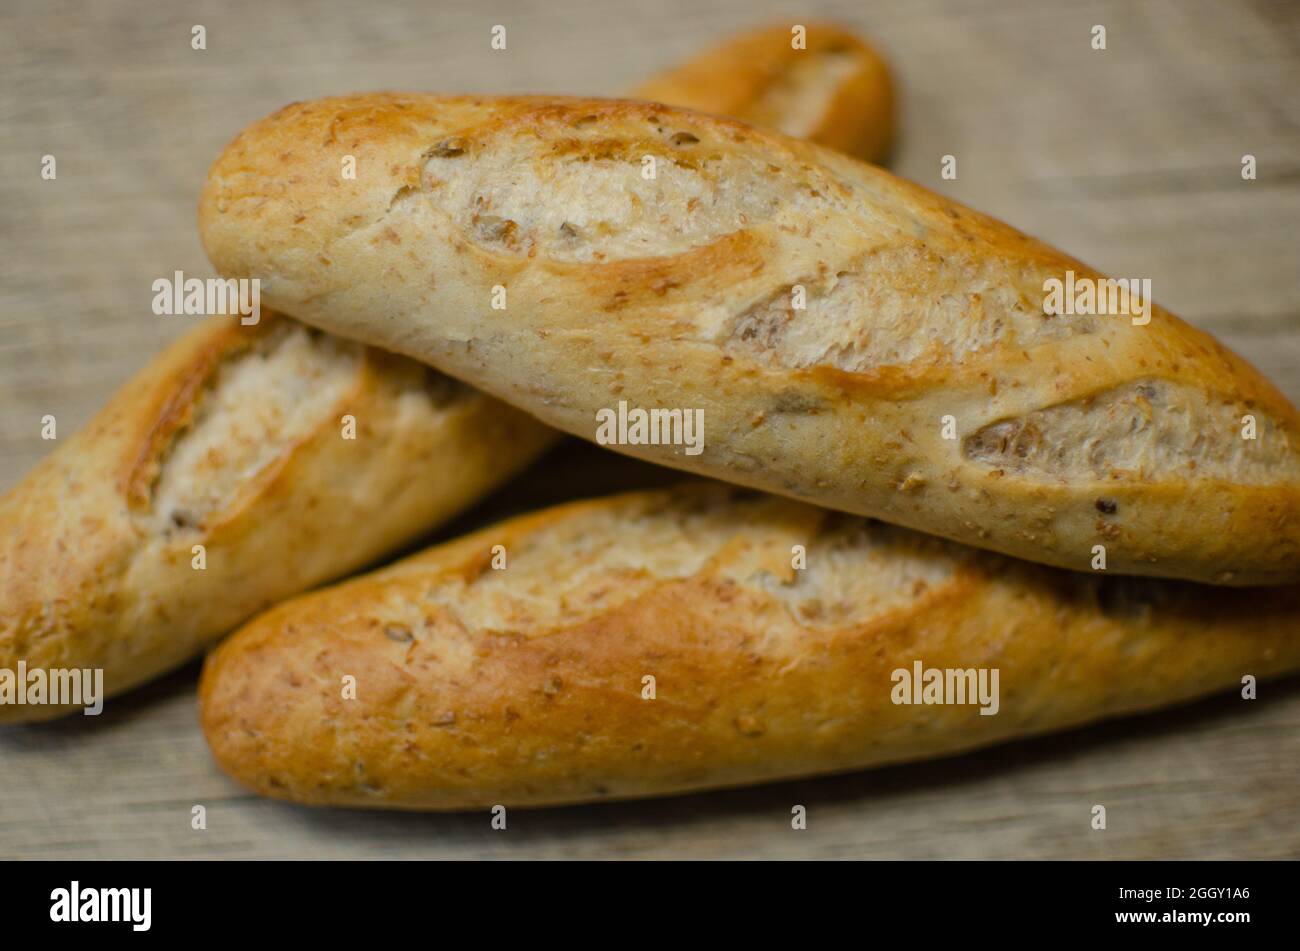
[199,93,1300,584]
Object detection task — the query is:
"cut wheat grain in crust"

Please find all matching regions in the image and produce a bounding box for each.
[199,93,1300,585]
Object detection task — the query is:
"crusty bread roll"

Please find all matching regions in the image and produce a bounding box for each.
[199,484,1300,810]
[2,27,895,722]
[0,315,554,721]
[631,21,893,162]
[199,93,1300,585]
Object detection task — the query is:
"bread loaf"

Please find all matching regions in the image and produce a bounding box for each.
[2,27,894,722]
[0,315,554,721]
[199,92,1300,585]
[199,484,1300,810]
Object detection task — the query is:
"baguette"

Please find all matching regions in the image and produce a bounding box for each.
[199,484,1300,810]
[198,92,1300,585]
[0,315,553,721]
[1,27,893,722]
[631,21,893,162]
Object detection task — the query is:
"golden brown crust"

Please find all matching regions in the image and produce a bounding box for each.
[199,484,1300,810]
[631,22,894,162]
[199,93,1300,584]
[0,313,556,722]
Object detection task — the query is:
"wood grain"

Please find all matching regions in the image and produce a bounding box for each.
[2,0,1298,859]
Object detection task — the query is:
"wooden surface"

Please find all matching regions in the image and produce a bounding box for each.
[2,0,1299,859]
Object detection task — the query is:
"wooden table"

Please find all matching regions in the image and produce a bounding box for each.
[3,0,1298,859]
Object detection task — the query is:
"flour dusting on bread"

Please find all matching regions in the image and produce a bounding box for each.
[150,323,361,533]
[369,489,790,651]
[963,380,1300,483]
[741,514,960,627]
[725,252,1101,372]
[324,487,964,668]
[423,112,798,263]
